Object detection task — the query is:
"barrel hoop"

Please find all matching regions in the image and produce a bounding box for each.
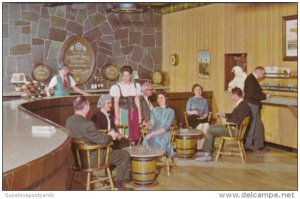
[132,158,156,162]
[131,171,156,175]
[132,179,155,184]
[175,136,196,139]
[176,147,196,150]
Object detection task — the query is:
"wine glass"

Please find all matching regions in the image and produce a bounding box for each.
[179,122,183,131]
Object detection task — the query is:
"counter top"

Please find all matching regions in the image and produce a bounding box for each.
[3,100,69,173]
[2,91,26,97]
[262,96,297,107]
[70,86,170,94]
[3,86,170,97]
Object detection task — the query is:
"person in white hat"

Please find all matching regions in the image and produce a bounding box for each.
[47,63,88,97]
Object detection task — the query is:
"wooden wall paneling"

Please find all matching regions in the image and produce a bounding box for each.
[279,107,297,148]
[166,91,213,125]
[162,3,297,148]
[163,3,297,110]
[262,105,297,149]
[163,2,297,102]
[261,105,280,144]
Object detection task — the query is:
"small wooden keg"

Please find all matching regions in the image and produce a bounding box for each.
[175,136,197,158]
[131,157,157,185]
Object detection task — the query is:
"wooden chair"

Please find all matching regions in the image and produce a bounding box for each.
[184,111,212,128]
[98,129,108,134]
[166,120,178,176]
[115,124,128,137]
[137,124,149,145]
[215,117,250,164]
[70,139,115,190]
[99,125,127,139]
[141,120,177,176]
[170,120,177,144]
[137,119,176,146]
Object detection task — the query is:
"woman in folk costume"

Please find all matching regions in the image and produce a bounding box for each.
[109,65,142,143]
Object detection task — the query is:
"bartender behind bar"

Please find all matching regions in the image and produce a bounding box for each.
[47,63,88,97]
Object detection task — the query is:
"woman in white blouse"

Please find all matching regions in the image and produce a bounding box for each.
[109,65,142,142]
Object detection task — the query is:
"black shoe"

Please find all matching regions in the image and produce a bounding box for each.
[256,147,266,152]
[123,178,132,183]
[115,186,135,191]
[245,148,255,153]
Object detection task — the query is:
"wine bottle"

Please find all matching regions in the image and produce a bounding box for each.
[97,77,101,89]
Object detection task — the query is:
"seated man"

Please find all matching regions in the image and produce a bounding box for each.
[66,96,132,190]
[196,87,251,162]
[91,94,130,149]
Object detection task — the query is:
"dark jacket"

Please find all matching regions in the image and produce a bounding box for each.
[225,100,251,124]
[66,114,112,145]
[91,111,130,150]
[244,73,266,105]
[139,95,152,120]
[91,111,116,131]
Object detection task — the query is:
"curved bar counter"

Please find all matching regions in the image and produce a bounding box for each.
[2,96,100,190]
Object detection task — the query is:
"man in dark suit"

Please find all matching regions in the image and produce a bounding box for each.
[196,87,251,162]
[66,96,133,190]
[244,66,270,151]
[139,81,154,121]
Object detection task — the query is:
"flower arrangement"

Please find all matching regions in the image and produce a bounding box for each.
[19,81,47,101]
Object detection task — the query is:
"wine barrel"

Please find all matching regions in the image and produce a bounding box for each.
[175,136,197,158]
[131,157,156,185]
[101,64,119,81]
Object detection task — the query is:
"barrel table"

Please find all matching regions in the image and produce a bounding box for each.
[125,146,165,185]
[175,128,203,158]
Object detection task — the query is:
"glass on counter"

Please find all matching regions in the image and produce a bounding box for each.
[261,82,298,93]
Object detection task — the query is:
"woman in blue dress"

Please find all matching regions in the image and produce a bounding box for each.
[186,84,209,150]
[143,91,175,158]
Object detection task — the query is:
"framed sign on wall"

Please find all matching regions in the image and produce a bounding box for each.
[198,50,210,79]
[60,36,95,85]
[282,15,297,61]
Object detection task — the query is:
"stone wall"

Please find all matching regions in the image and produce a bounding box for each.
[2,3,162,92]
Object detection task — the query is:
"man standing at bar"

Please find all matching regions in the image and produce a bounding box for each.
[244,66,270,152]
[47,63,88,97]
